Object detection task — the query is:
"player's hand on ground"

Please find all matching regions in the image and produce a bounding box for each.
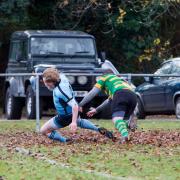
[69,122,77,132]
[87,107,97,117]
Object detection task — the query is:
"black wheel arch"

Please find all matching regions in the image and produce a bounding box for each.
[25,80,31,94]
[135,92,146,119]
[3,81,10,113]
[4,81,10,95]
[135,92,145,107]
[173,92,180,107]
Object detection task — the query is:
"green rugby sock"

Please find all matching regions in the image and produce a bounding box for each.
[115,119,128,137]
[125,121,128,128]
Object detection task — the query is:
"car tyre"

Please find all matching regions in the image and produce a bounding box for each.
[175,97,180,119]
[26,85,42,119]
[5,87,23,119]
[136,98,146,119]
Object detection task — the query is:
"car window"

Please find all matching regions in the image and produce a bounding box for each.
[154,62,172,75]
[9,41,27,62]
[9,41,19,61]
[172,61,180,74]
[30,37,95,56]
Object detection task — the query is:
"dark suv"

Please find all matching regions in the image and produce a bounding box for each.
[136,57,180,119]
[4,30,118,119]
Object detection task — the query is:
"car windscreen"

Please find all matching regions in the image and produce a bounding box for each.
[172,61,180,74]
[154,62,172,75]
[30,37,95,56]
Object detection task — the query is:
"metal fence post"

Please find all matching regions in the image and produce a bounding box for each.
[127,73,132,84]
[35,74,40,132]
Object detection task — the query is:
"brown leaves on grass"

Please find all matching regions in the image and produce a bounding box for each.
[130,130,180,147]
[0,129,179,149]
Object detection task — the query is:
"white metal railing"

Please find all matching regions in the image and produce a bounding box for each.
[1,72,180,132]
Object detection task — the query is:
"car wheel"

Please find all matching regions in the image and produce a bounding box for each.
[136,98,146,119]
[26,85,42,119]
[175,97,180,119]
[5,87,23,119]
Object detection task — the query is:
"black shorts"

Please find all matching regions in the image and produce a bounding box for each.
[111,89,137,119]
[54,114,72,128]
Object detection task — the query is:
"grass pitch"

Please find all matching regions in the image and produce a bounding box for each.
[0,119,179,180]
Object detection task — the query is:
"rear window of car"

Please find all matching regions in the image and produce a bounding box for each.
[172,61,180,74]
[155,62,172,75]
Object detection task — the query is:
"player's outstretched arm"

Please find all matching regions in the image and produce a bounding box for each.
[87,99,110,117]
[96,98,111,113]
[79,87,100,107]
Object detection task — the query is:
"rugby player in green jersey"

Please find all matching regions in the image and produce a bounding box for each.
[79,72,137,144]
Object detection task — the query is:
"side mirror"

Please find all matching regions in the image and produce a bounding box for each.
[99,51,106,62]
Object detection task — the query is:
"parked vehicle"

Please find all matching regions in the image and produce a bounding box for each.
[4,30,118,119]
[136,57,180,119]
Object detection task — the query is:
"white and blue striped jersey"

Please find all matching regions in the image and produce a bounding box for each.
[53,74,77,116]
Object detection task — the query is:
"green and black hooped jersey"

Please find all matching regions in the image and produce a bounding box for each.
[95,74,133,98]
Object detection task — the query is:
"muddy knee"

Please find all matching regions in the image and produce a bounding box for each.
[40,126,48,135]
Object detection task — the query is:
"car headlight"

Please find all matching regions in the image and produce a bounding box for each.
[77,76,88,85]
[67,76,75,84]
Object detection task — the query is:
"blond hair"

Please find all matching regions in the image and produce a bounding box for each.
[42,68,60,83]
